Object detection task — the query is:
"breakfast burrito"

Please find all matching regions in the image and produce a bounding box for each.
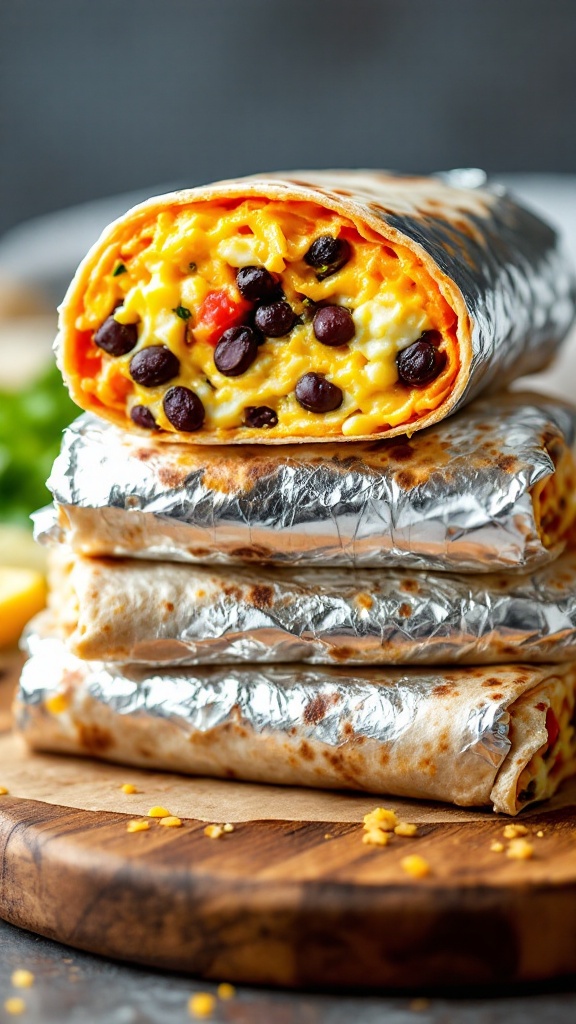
[50,549,576,666]
[56,170,575,444]
[36,392,576,573]
[17,619,576,815]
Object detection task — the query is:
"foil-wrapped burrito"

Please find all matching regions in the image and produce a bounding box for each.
[37,393,576,572]
[17,619,576,815]
[56,170,575,445]
[49,549,576,666]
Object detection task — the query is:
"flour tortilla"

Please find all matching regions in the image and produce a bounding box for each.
[56,170,575,443]
[16,618,576,815]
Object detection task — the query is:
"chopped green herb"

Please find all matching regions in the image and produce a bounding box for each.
[112,262,127,277]
[188,262,197,272]
[173,305,192,321]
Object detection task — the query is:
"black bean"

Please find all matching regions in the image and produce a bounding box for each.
[236,266,279,303]
[94,315,138,356]
[130,405,158,430]
[129,345,180,387]
[214,326,259,377]
[244,405,278,429]
[163,386,205,432]
[313,305,355,346]
[295,373,343,413]
[304,236,351,279]
[396,334,445,387]
[254,301,296,338]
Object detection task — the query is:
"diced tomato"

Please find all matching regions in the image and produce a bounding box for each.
[195,289,251,346]
[546,707,560,751]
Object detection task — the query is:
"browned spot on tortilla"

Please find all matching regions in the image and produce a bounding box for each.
[158,466,190,489]
[343,723,354,737]
[432,683,454,697]
[229,546,275,562]
[164,601,174,613]
[331,646,358,662]
[303,692,342,726]
[418,757,437,776]
[224,767,238,779]
[496,454,519,473]
[355,592,374,611]
[398,602,412,619]
[388,443,414,462]
[223,584,243,603]
[536,701,547,711]
[136,744,153,758]
[396,469,417,489]
[491,693,504,701]
[401,579,420,594]
[482,677,502,688]
[249,584,274,609]
[380,749,390,766]
[299,740,315,761]
[76,723,113,753]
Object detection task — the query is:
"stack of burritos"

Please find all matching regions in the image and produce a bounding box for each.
[16,170,576,815]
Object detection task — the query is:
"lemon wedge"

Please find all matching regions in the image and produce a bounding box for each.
[0,567,46,648]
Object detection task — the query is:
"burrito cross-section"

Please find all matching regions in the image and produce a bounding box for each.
[56,171,576,444]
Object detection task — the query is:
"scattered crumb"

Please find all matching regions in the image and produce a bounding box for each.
[11,970,34,989]
[4,998,26,1016]
[363,807,398,832]
[120,783,138,795]
[188,992,216,1018]
[0,787,9,796]
[363,829,391,847]
[159,816,183,828]
[217,983,236,1000]
[490,841,505,853]
[204,824,224,840]
[147,806,172,818]
[536,830,545,838]
[503,823,528,839]
[401,854,431,878]
[45,693,69,715]
[324,833,333,840]
[222,823,235,833]
[126,820,150,833]
[409,997,431,1011]
[394,822,418,838]
[507,838,534,860]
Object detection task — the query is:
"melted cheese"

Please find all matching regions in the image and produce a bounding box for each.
[73,198,459,439]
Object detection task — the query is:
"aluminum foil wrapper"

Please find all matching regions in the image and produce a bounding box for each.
[17,618,559,812]
[36,391,576,572]
[56,549,576,667]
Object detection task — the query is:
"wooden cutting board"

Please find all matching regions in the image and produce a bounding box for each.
[1,659,576,990]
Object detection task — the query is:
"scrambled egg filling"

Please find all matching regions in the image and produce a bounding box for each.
[72,198,459,438]
[515,676,576,809]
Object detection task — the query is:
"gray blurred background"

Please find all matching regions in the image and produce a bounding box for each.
[1,0,576,238]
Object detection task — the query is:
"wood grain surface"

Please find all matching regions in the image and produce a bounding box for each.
[1,656,576,989]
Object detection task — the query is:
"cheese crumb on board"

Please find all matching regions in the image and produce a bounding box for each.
[204,824,224,839]
[0,787,9,796]
[363,807,398,832]
[507,838,534,860]
[363,829,391,847]
[127,820,150,833]
[401,854,431,878]
[188,992,216,1018]
[159,816,183,828]
[121,783,138,794]
[4,998,26,1016]
[490,841,505,853]
[10,970,34,989]
[147,805,172,818]
[503,823,528,839]
[394,822,418,837]
[216,983,236,1000]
